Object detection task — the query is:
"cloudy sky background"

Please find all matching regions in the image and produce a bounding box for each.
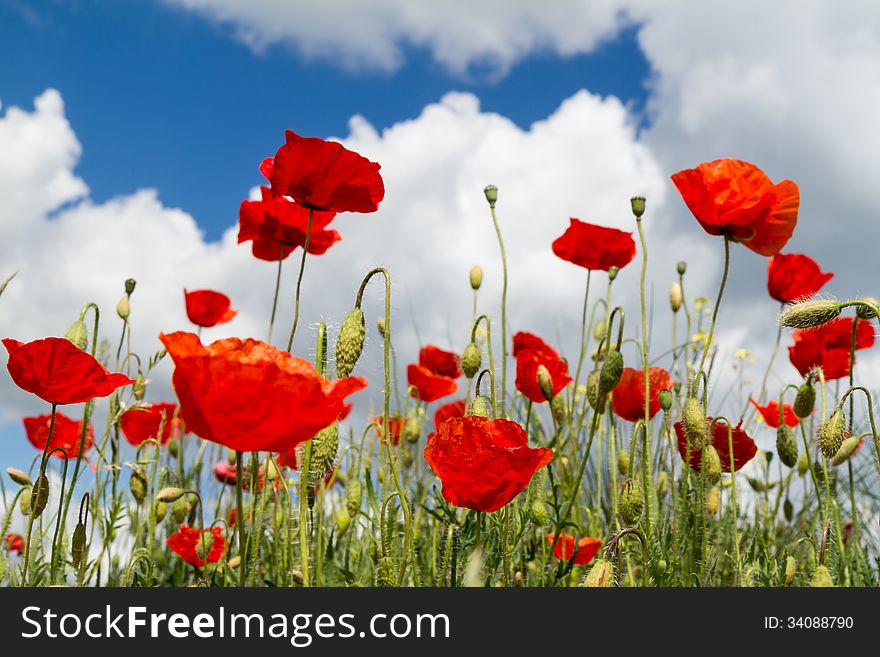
[1,0,880,471]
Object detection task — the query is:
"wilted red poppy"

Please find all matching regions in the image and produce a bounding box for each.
[671,158,800,256]
[159,332,367,453]
[407,364,457,403]
[546,533,602,565]
[419,345,462,379]
[551,218,637,271]
[120,402,179,446]
[434,400,466,431]
[424,416,553,512]
[184,289,237,328]
[788,318,874,380]
[767,253,833,304]
[673,419,758,473]
[3,337,134,405]
[749,398,799,428]
[4,533,23,554]
[24,412,93,458]
[238,186,340,261]
[611,367,673,422]
[269,130,385,213]
[512,331,571,404]
[373,415,406,445]
[166,525,225,567]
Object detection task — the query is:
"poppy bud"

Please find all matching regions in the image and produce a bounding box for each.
[71,522,86,569]
[599,349,624,395]
[630,196,646,218]
[6,467,32,487]
[831,434,861,466]
[593,320,607,342]
[20,487,31,516]
[116,294,130,320]
[172,497,191,524]
[683,398,707,450]
[677,261,687,276]
[778,299,841,329]
[195,531,213,561]
[810,564,834,587]
[658,389,673,413]
[856,296,878,319]
[469,265,483,291]
[336,507,351,534]
[167,438,180,459]
[656,470,670,499]
[375,316,386,339]
[346,480,362,516]
[483,184,498,208]
[706,485,720,515]
[65,319,89,351]
[31,474,49,518]
[550,392,566,426]
[129,465,148,505]
[154,501,168,523]
[514,570,523,587]
[783,498,794,522]
[461,342,482,379]
[529,499,549,526]
[403,413,422,445]
[586,371,605,414]
[336,308,365,379]
[818,410,846,459]
[310,423,339,483]
[227,555,241,570]
[156,486,186,503]
[125,278,137,296]
[581,559,614,587]
[264,456,281,482]
[133,371,147,402]
[376,556,396,587]
[703,444,722,484]
[536,364,554,402]
[617,449,629,476]
[747,476,769,492]
[619,479,644,526]
[669,282,683,313]
[608,266,619,282]
[469,394,490,418]
[784,556,797,585]
[793,381,815,418]
[776,426,799,468]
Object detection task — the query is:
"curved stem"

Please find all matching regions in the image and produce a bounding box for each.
[697,237,730,380]
[286,207,314,352]
[635,217,654,541]
[487,203,509,417]
[471,315,497,417]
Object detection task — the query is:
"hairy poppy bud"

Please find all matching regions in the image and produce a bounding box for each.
[336,308,366,378]
[132,371,147,402]
[856,296,878,320]
[404,413,422,444]
[483,184,498,208]
[129,465,148,505]
[116,294,130,320]
[156,486,186,503]
[831,434,861,466]
[778,299,841,329]
[593,320,607,343]
[810,564,834,587]
[669,282,683,313]
[336,507,351,534]
[706,485,720,515]
[619,479,644,526]
[703,444,722,484]
[20,487,31,516]
[783,498,794,522]
[818,410,846,459]
[793,382,815,418]
[125,278,137,296]
[346,480,362,516]
[630,196,646,218]
[376,556,396,587]
[617,449,629,476]
[71,522,86,569]
[65,319,89,351]
[469,394,490,418]
[469,265,483,290]
[172,497,191,524]
[581,559,614,587]
[6,467,31,487]
[310,423,339,483]
[677,261,687,276]
[167,438,180,459]
[683,398,707,450]
[536,364,554,402]
[375,316,386,339]
[195,531,213,561]
[784,556,797,585]
[550,392,566,426]
[461,342,482,379]
[608,266,619,282]
[776,426,799,468]
[658,389,673,413]
[599,349,624,395]
[31,474,49,518]
[586,371,605,414]
[529,499,549,526]
[656,470,670,499]
[154,501,168,523]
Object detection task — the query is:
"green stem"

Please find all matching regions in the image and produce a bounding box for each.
[235,453,246,586]
[267,245,284,343]
[697,237,731,382]
[488,203,509,417]
[635,217,654,541]
[21,403,57,585]
[286,207,314,352]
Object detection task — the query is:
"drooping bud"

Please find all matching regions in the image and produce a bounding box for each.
[529,499,549,526]
[345,480,362,517]
[586,371,605,414]
[469,265,483,290]
[536,364,554,402]
[581,559,614,587]
[195,531,213,561]
[608,266,619,282]
[818,410,847,459]
[619,479,644,526]
[630,196,646,218]
[550,392,566,426]
[831,434,862,466]
[683,397,707,450]
[669,282,683,313]
[856,296,878,320]
[116,294,130,320]
[793,381,815,418]
[810,564,834,587]
[129,465,148,505]
[403,413,422,444]
[336,507,351,534]
[154,501,168,524]
[703,444,722,484]
[31,474,49,518]
[125,278,137,295]
[593,320,607,343]
[617,449,629,476]
[6,467,32,487]
[376,556,396,587]
[598,349,624,395]
[783,498,794,522]
[167,438,180,459]
[461,343,482,379]
[776,426,799,468]
[469,394,490,418]
[483,185,498,208]
[658,389,673,413]
[676,261,687,276]
[71,522,87,569]
[375,316,386,339]
[172,497,191,524]
[655,470,670,499]
[133,371,147,402]
[156,486,187,503]
[336,308,366,378]
[19,487,31,516]
[706,485,720,515]
[784,556,797,585]
[778,299,841,329]
[309,423,339,484]
[65,319,89,351]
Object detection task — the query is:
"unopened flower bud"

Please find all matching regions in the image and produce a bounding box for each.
[776,426,799,468]
[703,444,722,484]
[784,556,797,585]
[619,479,644,526]
[536,364,554,402]
[658,389,673,412]
[309,423,339,484]
[129,465,148,505]
[586,371,605,414]
[593,320,607,342]
[116,294,130,320]
[706,485,720,515]
[65,319,89,351]
[154,501,168,523]
[529,499,549,526]
[336,507,351,534]
[345,480,362,516]
[167,438,180,459]
[156,487,187,503]
[608,266,619,282]
[677,261,687,276]
[831,434,861,466]
[469,394,490,418]
[132,371,147,402]
[336,308,366,378]
[581,559,614,587]
[793,381,815,418]
[599,349,624,395]
[375,316,386,339]
[856,296,878,320]
[617,449,629,476]
[20,487,31,516]
[195,531,213,561]
[6,467,31,487]
[31,474,49,518]
[778,299,841,329]
[669,282,683,313]
[818,410,847,459]
[683,398,707,450]
[483,185,498,208]
[172,497,191,524]
[403,413,422,444]
[124,278,137,295]
[550,391,566,426]
[810,564,834,587]
[71,522,87,569]
[461,342,482,379]
[469,265,483,290]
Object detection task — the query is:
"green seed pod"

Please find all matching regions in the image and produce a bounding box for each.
[375,556,396,587]
[619,479,644,526]
[469,394,490,418]
[156,486,187,503]
[336,507,351,534]
[536,364,554,402]
[125,278,137,295]
[797,451,809,477]
[655,470,670,499]
[310,423,339,483]
[658,389,673,412]
[676,261,687,276]
[31,474,49,518]
[335,308,366,379]
[783,498,794,522]
[683,398,707,450]
[630,196,646,218]
[129,465,148,505]
[154,501,168,524]
[703,444,722,485]
[706,485,720,515]
[810,564,834,587]
[793,382,816,418]
[6,467,32,487]
[608,266,619,282]
[784,555,797,585]
[65,319,89,351]
[617,449,630,476]
[586,371,605,414]
[831,434,861,466]
[818,410,846,459]
[581,559,614,587]
[71,522,87,569]
[776,425,799,468]
[172,497,191,524]
[345,480,362,516]
[529,499,549,526]
[133,371,147,402]
[483,184,498,208]
[461,342,482,379]
[599,349,624,395]
[469,265,483,291]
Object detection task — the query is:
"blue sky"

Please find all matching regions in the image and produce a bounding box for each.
[0,0,650,240]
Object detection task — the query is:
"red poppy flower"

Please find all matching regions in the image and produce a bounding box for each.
[4,533,24,554]
[673,419,758,473]
[184,289,237,328]
[512,332,571,404]
[120,402,178,446]
[166,525,225,567]
[373,415,406,445]
[671,158,800,256]
[434,400,466,431]
[227,507,237,527]
[159,331,367,453]
[749,398,799,428]
[269,130,385,213]
[407,364,457,403]
[3,337,134,405]
[424,416,553,513]
[788,318,875,380]
[23,412,94,459]
[546,533,602,565]
[212,460,269,491]
[767,253,833,304]
[611,367,673,423]
[419,345,462,379]
[238,187,341,261]
[551,218,637,271]
[259,157,274,180]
